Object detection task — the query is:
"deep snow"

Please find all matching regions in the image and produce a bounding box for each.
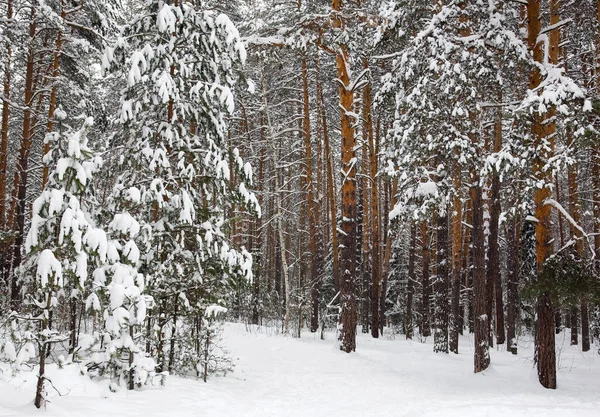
[2,324,599,417]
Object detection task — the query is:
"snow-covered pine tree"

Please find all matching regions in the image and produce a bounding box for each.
[89,208,155,391]
[22,113,104,408]
[379,0,531,361]
[102,0,258,375]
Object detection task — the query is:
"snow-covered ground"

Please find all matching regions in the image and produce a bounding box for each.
[2,324,599,417]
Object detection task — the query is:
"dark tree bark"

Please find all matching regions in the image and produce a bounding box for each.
[472,173,490,372]
[570,306,578,345]
[506,216,520,355]
[536,292,556,389]
[434,211,449,353]
[488,106,505,345]
[421,220,431,338]
[406,222,416,339]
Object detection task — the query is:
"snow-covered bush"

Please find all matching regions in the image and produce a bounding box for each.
[197,305,233,382]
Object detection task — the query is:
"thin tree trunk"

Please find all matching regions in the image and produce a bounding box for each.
[8,5,37,310]
[168,294,178,373]
[359,119,369,334]
[434,211,449,353]
[361,58,380,339]
[407,222,416,339]
[35,290,53,408]
[506,212,521,355]
[450,164,462,353]
[315,54,339,294]
[421,220,431,338]
[262,72,291,334]
[0,0,12,230]
[472,168,490,372]
[379,179,388,335]
[301,58,322,333]
[462,198,473,334]
[42,3,65,188]
[489,97,505,345]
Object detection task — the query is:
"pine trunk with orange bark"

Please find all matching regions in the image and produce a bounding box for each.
[529,0,557,389]
[450,164,462,353]
[334,0,358,353]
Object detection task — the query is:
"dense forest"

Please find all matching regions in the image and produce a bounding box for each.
[1,0,600,408]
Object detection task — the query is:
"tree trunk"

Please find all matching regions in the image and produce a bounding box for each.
[0,0,12,231]
[8,6,37,310]
[462,198,473,334]
[333,0,358,353]
[168,294,178,373]
[302,58,322,333]
[35,290,53,408]
[362,58,380,339]
[434,211,449,353]
[489,99,505,345]
[421,220,431,338]
[262,73,291,334]
[406,222,416,339]
[43,4,65,188]
[315,54,339,294]
[506,215,521,354]
[472,169,490,372]
[450,164,462,353]
[529,0,557,389]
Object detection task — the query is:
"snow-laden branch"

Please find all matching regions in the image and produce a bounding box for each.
[544,198,585,238]
[543,198,595,260]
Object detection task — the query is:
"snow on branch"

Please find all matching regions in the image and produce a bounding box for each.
[540,19,573,36]
[544,198,595,259]
[544,198,585,238]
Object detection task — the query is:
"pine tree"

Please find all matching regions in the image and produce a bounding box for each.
[22,114,104,408]
[102,0,258,373]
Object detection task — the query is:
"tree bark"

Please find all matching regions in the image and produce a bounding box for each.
[301,58,322,333]
[529,0,557,389]
[7,5,37,310]
[0,0,12,230]
[488,98,505,345]
[434,211,449,353]
[406,222,416,339]
[315,54,339,295]
[361,58,380,339]
[262,73,291,334]
[421,220,431,338]
[506,214,521,355]
[333,0,358,353]
[472,169,490,372]
[43,3,65,188]
[450,164,462,353]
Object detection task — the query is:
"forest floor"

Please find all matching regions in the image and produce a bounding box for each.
[1,323,600,417]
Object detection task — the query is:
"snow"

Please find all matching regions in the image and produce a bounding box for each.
[204,305,228,318]
[36,249,63,288]
[2,325,600,417]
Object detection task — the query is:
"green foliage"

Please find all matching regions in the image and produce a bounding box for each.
[522,248,600,307]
